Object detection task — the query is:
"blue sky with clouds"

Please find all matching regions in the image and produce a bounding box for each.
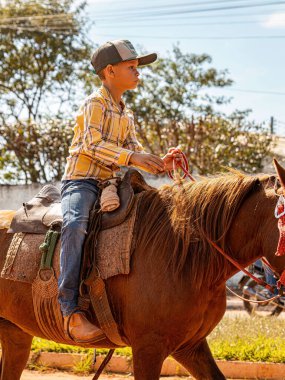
[85,0,285,135]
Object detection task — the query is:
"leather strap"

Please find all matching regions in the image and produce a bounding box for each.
[80,198,126,347]
[89,275,125,346]
[92,349,115,380]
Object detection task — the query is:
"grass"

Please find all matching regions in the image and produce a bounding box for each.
[208,316,285,363]
[31,338,132,356]
[73,353,94,374]
[31,316,285,363]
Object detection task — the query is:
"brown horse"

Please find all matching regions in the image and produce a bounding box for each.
[1,163,285,380]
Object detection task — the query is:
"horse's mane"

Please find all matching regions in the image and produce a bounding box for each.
[136,171,266,288]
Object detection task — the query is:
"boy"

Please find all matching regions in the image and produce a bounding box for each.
[59,40,177,343]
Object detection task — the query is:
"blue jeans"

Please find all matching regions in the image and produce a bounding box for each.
[58,179,99,317]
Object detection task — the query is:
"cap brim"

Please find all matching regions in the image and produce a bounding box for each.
[137,53,157,67]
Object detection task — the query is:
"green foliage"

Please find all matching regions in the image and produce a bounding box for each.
[0,0,92,122]
[208,316,285,362]
[123,46,273,174]
[73,353,94,374]
[32,336,131,355]
[182,112,273,175]
[0,0,94,183]
[0,119,73,183]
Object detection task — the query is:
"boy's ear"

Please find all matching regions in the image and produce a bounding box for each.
[105,64,115,78]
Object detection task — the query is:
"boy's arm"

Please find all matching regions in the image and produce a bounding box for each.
[123,120,164,174]
[83,100,134,167]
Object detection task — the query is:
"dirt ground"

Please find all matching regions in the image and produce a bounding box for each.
[20,369,248,379]
[21,371,188,379]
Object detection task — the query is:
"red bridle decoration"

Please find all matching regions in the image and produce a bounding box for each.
[274,195,285,287]
[275,195,285,256]
[167,151,196,182]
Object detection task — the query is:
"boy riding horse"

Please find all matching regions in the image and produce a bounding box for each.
[59,40,180,342]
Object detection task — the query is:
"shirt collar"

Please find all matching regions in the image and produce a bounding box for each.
[99,85,126,113]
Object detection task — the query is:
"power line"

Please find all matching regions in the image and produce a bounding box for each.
[219,88,285,96]
[96,0,255,15]
[0,25,73,33]
[94,9,285,24]
[95,19,266,28]
[92,0,253,7]
[95,33,285,40]
[95,1,285,20]
[0,13,73,22]
[0,13,76,32]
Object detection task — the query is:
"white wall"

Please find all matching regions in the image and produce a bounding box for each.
[0,183,60,210]
[0,176,171,210]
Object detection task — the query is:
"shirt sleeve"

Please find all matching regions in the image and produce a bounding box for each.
[123,115,161,174]
[122,116,145,153]
[83,99,134,166]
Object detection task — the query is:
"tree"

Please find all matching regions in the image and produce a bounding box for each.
[0,119,73,183]
[0,0,94,183]
[121,45,273,174]
[0,0,92,122]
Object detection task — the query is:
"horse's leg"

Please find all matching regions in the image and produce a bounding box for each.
[172,339,226,380]
[0,318,33,380]
[131,338,167,380]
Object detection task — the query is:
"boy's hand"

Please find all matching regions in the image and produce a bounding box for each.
[129,153,165,174]
[162,147,183,171]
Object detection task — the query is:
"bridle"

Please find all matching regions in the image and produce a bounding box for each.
[167,152,285,301]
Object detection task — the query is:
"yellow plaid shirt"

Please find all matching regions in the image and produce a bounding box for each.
[63,86,145,180]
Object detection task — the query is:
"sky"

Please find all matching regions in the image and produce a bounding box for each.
[84,0,285,135]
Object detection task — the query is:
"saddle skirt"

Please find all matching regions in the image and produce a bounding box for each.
[0,195,141,347]
[1,193,141,282]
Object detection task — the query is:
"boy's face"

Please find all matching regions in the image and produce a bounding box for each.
[105,59,140,91]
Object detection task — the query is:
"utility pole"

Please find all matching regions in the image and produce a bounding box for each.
[270,116,275,135]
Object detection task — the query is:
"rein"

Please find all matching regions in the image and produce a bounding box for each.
[167,152,282,297]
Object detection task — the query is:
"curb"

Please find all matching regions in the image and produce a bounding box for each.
[30,352,285,379]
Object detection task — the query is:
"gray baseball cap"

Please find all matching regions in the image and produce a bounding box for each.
[91,40,157,74]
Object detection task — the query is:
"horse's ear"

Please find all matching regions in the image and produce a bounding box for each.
[273,158,285,189]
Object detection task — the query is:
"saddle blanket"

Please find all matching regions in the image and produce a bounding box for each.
[1,196,139,283]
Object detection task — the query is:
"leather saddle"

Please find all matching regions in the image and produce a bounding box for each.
[8,169,154,234]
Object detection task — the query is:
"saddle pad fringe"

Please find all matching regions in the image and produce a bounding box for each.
[32,271,74,344]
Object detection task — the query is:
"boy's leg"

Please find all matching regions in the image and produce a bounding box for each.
[58,179,104,342]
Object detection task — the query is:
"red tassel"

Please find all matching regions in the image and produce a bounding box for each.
[275,205,285,256]
[277,270,285,287]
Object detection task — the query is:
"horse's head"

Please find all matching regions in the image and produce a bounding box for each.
[258,159,285,288]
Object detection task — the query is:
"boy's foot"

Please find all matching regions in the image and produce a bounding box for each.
[64,312,105,343]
